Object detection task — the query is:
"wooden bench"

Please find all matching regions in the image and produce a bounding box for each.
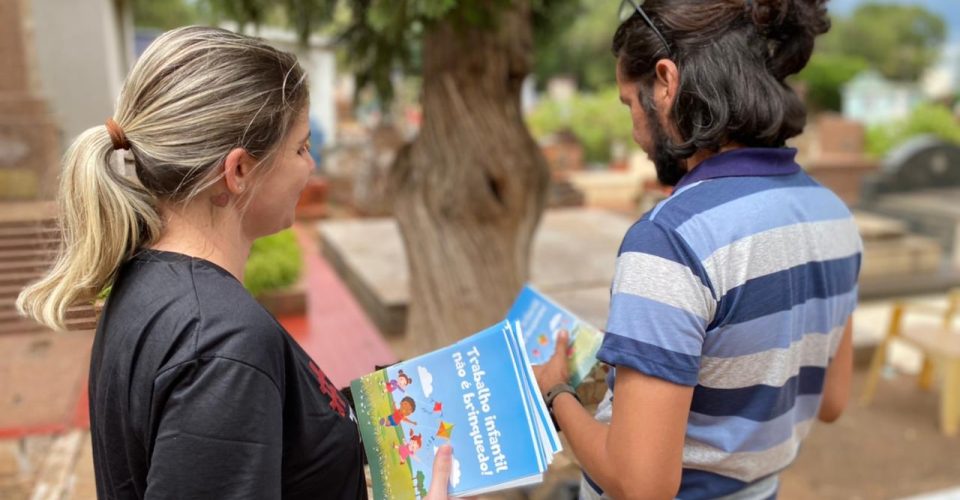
[862,289,960,436]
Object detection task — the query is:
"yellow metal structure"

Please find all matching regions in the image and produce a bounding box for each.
[861,289,960,436]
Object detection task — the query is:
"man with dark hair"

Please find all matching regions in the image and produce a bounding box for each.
[534,1,861,498]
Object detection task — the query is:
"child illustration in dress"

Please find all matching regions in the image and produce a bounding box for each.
[379,396,418,427]
[394,430,424,465]
[385,369,413,394]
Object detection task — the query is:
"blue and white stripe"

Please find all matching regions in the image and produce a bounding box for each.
[591,150,862,499]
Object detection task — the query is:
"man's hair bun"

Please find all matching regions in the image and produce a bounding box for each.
[748,0,831,80]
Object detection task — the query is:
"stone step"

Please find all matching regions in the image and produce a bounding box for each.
[0,319,97,335]
[0,284,25,300]
[0,247,57,263]
[0,305,96,323]
[0,237,58,252]
[0,256,53,274]
[0,214,59,228]
[0,225,59,240]
[0,307,97,323]
[0,201,58,226]
[0,218,56,230]
[0,271,44,288]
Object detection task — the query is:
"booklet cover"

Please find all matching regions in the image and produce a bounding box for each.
[351,320,561,499]
[506,284,604,387]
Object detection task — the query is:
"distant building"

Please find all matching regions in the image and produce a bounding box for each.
[842,71,924,126]
[922,43,960,100]
[28,0,135,147]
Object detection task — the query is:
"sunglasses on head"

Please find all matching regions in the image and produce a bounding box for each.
[617,0,671,54]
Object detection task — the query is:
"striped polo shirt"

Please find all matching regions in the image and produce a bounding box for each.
[582,148,862,499]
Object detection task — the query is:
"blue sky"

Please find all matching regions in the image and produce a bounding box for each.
[830,0,960,41]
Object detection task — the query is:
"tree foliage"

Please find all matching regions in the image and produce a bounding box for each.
[132,0,199,29]
[816,3,946,82]
[202,0,580,104]
[792,3,946,112]
[532,1,613,91]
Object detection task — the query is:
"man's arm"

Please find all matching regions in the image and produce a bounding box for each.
[818,318,854,423]
[537,335,693,500]
[535,220,710,498]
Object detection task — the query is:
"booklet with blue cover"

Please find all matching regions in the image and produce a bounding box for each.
[351,320,561,499]
[506,284,603,387]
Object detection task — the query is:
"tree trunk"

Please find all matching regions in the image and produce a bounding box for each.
[389,2,550,353]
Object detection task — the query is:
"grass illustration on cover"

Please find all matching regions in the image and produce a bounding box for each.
[351,320,561,499]
[506,284,604,387]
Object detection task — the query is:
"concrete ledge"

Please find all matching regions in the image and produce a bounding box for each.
[318,208,634,336]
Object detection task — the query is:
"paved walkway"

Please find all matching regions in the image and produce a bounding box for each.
[286,224,396,388]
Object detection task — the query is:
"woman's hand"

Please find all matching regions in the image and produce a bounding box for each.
[532,330,571,396]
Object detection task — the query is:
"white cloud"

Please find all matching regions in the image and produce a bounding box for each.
[450,456,462,487]
[549,312,563,332]
[417,366,434,398]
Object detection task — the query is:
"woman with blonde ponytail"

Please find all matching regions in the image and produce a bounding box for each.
[17,26,454,499]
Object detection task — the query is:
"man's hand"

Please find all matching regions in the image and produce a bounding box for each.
[424,445,457,500]
[532,330,571,396]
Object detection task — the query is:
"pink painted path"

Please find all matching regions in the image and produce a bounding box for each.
[284,224,397,388]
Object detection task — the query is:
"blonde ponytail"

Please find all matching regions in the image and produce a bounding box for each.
[16,26,308,330]
[17,126,161,330]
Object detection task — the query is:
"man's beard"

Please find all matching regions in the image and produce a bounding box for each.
[643,92,687,187]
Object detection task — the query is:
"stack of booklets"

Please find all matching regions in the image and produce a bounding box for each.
[350,285,603,498]
[506,285,604,388]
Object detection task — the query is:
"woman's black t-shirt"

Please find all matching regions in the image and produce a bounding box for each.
[89,249,367,499]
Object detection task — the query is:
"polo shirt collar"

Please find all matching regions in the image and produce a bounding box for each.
[674,147,801,190]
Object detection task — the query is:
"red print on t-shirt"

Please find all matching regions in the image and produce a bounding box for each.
[308,361,347,417]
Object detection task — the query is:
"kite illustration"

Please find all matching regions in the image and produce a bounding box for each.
[436,421,454,439]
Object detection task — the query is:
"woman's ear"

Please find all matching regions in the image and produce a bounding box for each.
[653,59,680,111]
[222,147,254,196]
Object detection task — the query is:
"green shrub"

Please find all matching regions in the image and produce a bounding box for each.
[244,229,303,297]
[526,87,635,164]
[866,103,960,158]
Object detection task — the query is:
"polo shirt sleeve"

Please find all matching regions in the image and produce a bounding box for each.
[596,219,717,387]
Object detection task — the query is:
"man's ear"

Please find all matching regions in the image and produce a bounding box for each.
[653,59,680,111]
[222,148,254,195]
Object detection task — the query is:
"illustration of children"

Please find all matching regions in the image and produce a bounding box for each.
[379,396,418,427]
[385,369,413,394]
[394,430,423,465]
